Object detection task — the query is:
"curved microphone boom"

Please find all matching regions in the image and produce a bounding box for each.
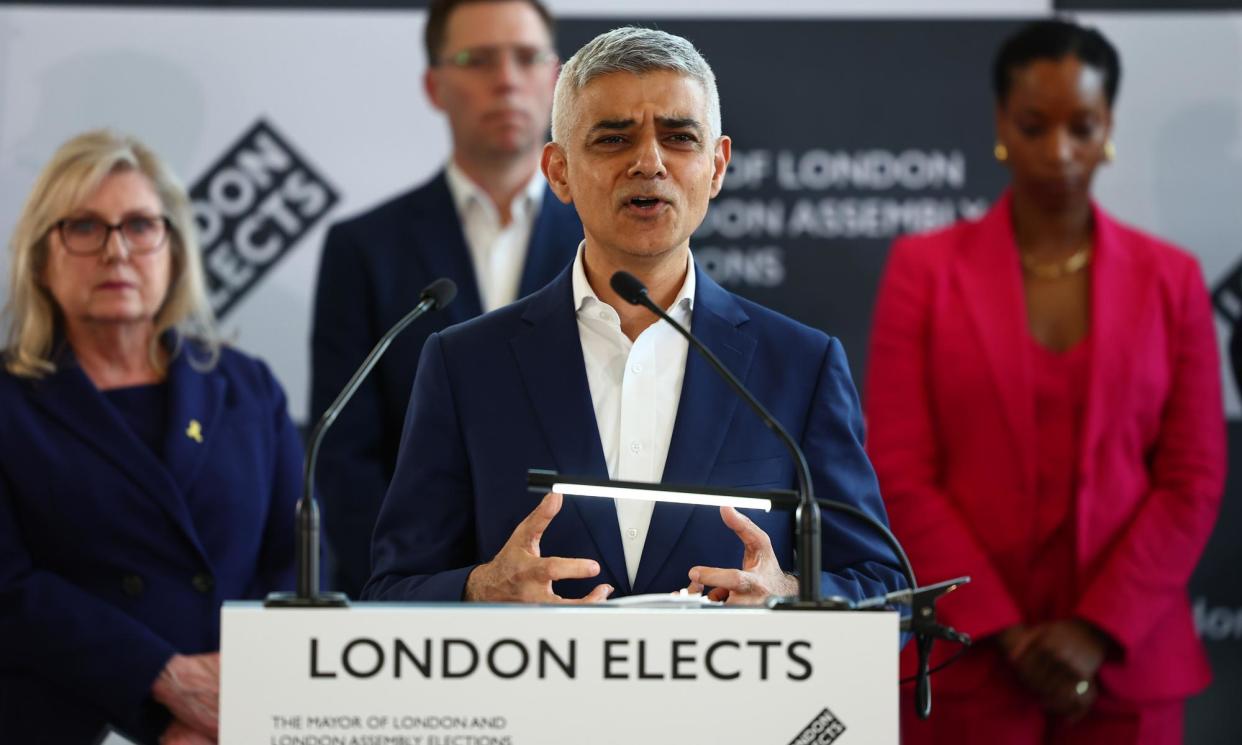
[609,270,822,604]
[266,278,457,607]
[610,270,970,719]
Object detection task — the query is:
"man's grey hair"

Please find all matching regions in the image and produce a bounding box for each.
[551,26,722,144]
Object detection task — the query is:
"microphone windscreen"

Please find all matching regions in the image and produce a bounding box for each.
[421,278,458,309]
[610,271,648,305]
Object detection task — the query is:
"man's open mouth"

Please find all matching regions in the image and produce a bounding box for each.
[628,196,664,209]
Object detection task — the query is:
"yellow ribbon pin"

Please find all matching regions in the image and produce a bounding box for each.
[186,419,204,444]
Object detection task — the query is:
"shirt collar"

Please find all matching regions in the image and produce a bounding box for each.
[571,240,696,317]
[444,160,545,223]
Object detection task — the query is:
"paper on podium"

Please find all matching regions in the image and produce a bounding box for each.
[97,726,140,745]
[604,588,724,608]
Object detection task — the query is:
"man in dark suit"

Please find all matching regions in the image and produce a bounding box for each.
[311,0,581,597]
[364,27,904,606]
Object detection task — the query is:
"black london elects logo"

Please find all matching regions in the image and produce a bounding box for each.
[1212,260,1242,327]
[788,707,846,745]
[191,119,339,318]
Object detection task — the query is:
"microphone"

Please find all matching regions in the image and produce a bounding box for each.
[609,270,821,604]
[266,278,457,607]
[610,269,969,719]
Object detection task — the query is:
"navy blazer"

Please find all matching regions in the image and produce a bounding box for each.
[0,343,300,744]
[365,263,905,603]
[310,172,582,597]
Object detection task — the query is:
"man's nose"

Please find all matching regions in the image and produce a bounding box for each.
[491,51,521,89]
[628,132,666,178]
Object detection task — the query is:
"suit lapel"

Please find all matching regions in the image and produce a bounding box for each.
[633,267,755,593]
[517,188,578,298]
[28,346,210,563]
[163,347,226,505]
[1078,207,1149,534]
[509,269,629,591]
[952,193,1037,493]
[409,173,483,323]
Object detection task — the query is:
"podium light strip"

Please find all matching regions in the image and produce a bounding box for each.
[552,481,773,512]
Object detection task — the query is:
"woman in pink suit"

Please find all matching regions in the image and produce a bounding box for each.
[865,19,1224,745]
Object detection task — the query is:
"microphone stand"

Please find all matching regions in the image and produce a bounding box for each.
[604,270,969,717]
[610,271,823,603]
[266,279,457,608]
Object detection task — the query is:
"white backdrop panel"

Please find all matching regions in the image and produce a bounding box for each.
[1085,13,1242,416]
[0,7,442,422]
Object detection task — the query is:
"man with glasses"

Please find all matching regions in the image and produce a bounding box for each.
[310,0,581,599]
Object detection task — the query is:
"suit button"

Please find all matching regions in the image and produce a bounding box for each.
[121,574,145,597]
[191,573,215,594]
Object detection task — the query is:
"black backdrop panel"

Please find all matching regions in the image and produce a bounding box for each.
[558,18,1019,384]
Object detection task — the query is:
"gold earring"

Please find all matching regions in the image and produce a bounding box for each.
[1104,140,1116,162]
[994,142,1009,162]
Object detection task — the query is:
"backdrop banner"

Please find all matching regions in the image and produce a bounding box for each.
[0,6,1237,742]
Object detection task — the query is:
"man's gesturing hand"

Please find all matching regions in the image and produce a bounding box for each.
[687,507,799,605]
[464,492,614,603]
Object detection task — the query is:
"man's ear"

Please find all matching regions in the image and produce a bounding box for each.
[424,68,444,112]
[708,135,732,199]
[541,143,574,205]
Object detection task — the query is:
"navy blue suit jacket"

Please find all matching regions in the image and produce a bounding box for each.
[311,172,582,597]
[0,343,300,744]
[365,263,904,602]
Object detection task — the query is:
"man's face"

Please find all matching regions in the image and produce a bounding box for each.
[424,1,558,162]
[544,70,730,262]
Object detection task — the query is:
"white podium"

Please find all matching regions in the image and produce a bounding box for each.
[221,602,898,744]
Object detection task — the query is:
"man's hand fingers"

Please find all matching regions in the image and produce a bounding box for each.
[720,507,774,553]
[514,492,563,549]
[707,586,731,602]
[685,580,705,595]
[535,556,601,582]
[567,583,614,604]
[689,566,753,593]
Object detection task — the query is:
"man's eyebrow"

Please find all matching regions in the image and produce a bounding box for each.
[657,116,703,132]
[586,118,636,135]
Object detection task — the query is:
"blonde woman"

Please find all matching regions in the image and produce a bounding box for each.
[0,131,301,744]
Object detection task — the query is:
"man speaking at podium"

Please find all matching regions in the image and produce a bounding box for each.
[364,27,904,605]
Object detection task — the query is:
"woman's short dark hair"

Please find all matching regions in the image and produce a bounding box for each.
[424,0,555,65]
[992,18,1121,106]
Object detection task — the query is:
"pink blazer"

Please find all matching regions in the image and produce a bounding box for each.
[864,192,1225,701]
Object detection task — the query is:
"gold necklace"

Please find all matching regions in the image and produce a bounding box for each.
[1020,246,1093,280]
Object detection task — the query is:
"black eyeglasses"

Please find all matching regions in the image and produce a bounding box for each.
[54,215,172,256]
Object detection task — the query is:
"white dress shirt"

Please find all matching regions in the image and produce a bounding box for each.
[571,242,696,586]
[444,162,545,313]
